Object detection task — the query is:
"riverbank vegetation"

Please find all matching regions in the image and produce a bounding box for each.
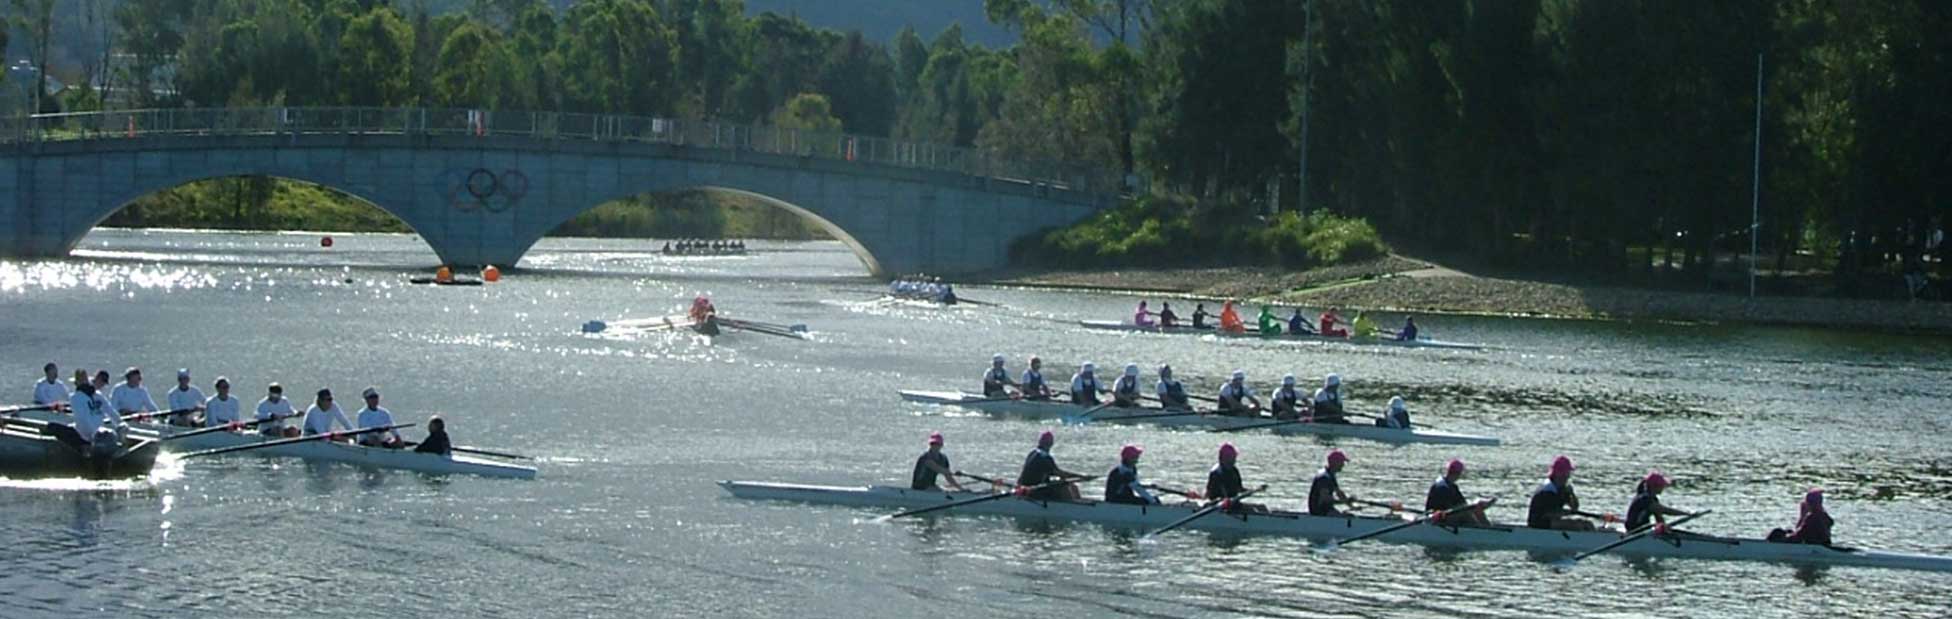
[8,0,1947,298]
[1017,196,1385,269]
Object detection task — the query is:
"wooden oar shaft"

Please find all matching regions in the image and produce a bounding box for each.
[888,475,1101,519]
[1207,419,1302,433]
[1146,485,1266,538]
[180,423,415,459]
[1569,510,1714,562]
[1332,498,1497,547]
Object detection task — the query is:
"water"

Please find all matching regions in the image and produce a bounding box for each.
[2,229,1948,618]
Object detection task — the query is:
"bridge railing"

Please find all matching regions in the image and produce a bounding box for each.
[1,107,1118,197]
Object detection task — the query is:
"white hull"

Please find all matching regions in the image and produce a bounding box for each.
[1077,320,1485,351]
[124,419,535,479]
[720,481,1952,572]
[898,390,1501,446]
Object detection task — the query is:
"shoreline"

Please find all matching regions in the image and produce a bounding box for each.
[981,257,1952,335]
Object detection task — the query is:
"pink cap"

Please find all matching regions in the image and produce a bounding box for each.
[1038,430,1055,446]
[927,432,943,445]
[1218,442,1238,461]
[1643,471,1669,490]
[1446,459,1466,476]
[1549,455,1574,476]
[1327,449,1349,465]
[1120,444,1143,461]
[1804,488,1823,507]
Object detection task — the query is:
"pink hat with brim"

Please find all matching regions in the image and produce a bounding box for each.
[1550,455,1575,476]
[928,432,943,445]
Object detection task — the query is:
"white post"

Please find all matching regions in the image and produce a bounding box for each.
[1749,52,1763,299]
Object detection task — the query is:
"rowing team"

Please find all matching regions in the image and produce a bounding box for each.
[1133,300,1417,341]
[888,278,956,303]
[913,430,1835,545]
[22,362,453,457]
[983,355,1412,428]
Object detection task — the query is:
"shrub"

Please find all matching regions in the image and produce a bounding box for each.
[1015,195,1388,269]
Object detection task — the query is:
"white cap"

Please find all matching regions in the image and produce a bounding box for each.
[1389,396,1406,412]
[1325,373,1341,387]
[177,368,190,379]
[362,387,380,399]
[1282,373,1296,385]
[1231,370,1246,381]
[1124,363,1139,377]
[1082,362,1096,372]
[992,353,1006,364]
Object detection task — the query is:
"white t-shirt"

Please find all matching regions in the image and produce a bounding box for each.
[167,386,207,413]
[110,382,159,415]
[33,378,68,406]
[354,406,401,444]
[256,396,297,432]
[70,390,122,440]
[204,394,242,426]
[302,403,353,435]
[1219,381,1254,400]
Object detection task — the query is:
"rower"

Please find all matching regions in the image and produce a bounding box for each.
[1134,300,1157,328]
[1021,356,1053,400]
[256,382,301,438]
[1218,301,1246,333]
[982,354,1018,398]
[1206,442,1246,501]
[1287,308,1314,335]
[1191,303,1211,329]
[1308,449,1354,516]
[1426,459,1490,526]
[689,295,716,323]
[1374,396,1411,429]
[301,388,354,438]
[110,367,160,420]
[1256,305,1282,335]
[33,362,69,412]
[1017,430,1083,501]
[1104,444,1159,505]
[1396,316,1419,341]
[911,431,965,491]
[1110,363,1144,408]
[1069,362,1101,405]
[353,387,403,448]
[1154,365,1191,411]
[1158,302,1179,328]
[1311,374,1347,423]
[1526,455,1593,530]
[1217,370,1262,416]
[1318,308,1349,337]
[1767,489,1832,546]
[203,377,241,427]
[938,283,957,304]
[1270,374,1306,420]
[1625,471,1693,532]
[64,377,124,459]
[413,416,452,456]
[165,368,208,427]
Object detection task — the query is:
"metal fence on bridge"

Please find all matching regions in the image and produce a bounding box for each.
[0,107,1116,196]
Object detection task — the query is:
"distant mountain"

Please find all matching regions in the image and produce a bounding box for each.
[742,0,1016,48]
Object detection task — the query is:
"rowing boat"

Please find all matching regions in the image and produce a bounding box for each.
[898,390,1500,446]
[0,416,161,478]
[719,481,1952,573]
[1077,320,1486,351]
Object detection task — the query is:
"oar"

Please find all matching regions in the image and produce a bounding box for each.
[1557,510,1714,567]
[0,403,56,415]
[179,423,414,459]
[1571,509,1623,525]
[1206,418,1306,433]
[122,407,202,424]
[1059,400,1119,426]
[399,442,533,460]
[1088,410,1214,423]
[878,475,1101,521]
[1141,485,1266,541]
[162,412,304,441]
[1339,410,1449,432]
[1348,498,1408,512]
[1143,483,1203,500]
[1314,498,1498,552]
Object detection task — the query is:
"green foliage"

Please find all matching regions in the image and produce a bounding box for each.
[110,177,411,233]
[1018,196,1386,268]
[548,191,829,240]
[770,93,842,132]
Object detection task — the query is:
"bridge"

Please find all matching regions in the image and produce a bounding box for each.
[0,108,1116,276]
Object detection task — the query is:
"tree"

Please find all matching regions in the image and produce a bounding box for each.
[769,92,842,132]
[432,20,514,108]
[336,7,413,106]
[556,0,679,115]
[814,31,897,136]
[11,0,56,113]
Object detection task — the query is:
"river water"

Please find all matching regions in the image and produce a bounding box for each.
[1,230,1948,618]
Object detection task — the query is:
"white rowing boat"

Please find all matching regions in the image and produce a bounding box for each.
[15,412,536,479]
[1077,320,1486,351]
[719,481,1952,573]
[898,390,1501,446]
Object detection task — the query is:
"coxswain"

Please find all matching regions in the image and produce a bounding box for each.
[661,241,672,253]
[1191,303,1211,329]
[1318,308,1348,337]
[32,362,69,412]
[1070,362,1102,405]
[982,354,1018,398]
[1287,308,1314,335]
[1527,455,1593,530]
[1216,370,1262,416]
[65,377,123,459]
[256,382,300,438]
[911,431,965,491]
[1426,459,1490,526]
[688,295,717,323]
[1396,316,1419,341]
[413,416,453,456]
[1311,374,1347,423]
[1256,305,1282,335]
[1133,301,1157,328]
[1375,396,1411,429]
[1218,301,1246,333]
[301,388,354,437]
[1110,363,1144,408]
[203,377,241,427]
[110,367,160,419]
[1158,302,1179,328]
[938,283,957,304]
[1206,443,1246,501]
[1766,489,1833,545]
[165,368,208,427]
[1104,444,1159,505]
[1016,430,1083,501]
[1625,471,1693,532]
[1270,374,1306,419]
[1021,356,1052,400]
[1308,449,1354,516]
[353,387,403,448]
[1154,365,1191,411]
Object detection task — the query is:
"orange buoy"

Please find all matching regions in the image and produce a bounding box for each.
[321,236,334,248]
[435,266,453,283]
[482,265,501,282]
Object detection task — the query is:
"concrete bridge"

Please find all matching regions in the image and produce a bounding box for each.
[0,108,1115,276]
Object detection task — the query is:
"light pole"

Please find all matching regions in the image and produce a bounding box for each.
[1749,52,1763,299]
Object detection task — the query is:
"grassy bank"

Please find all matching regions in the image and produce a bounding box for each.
[1014,195,1388,269]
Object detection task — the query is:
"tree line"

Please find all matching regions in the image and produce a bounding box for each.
[7,0,1948,292]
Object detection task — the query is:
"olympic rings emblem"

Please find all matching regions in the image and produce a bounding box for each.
[441,168,529,213]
